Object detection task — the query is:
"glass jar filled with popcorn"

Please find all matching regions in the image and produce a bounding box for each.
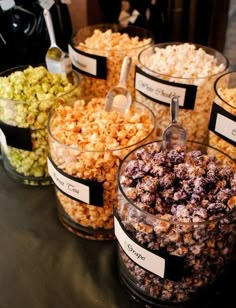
[47,98,156,240]
[68,23,153,100]
[135,42,229,144]
[208,71,236,161]
[0,65,81,185]
[115,140,236,306]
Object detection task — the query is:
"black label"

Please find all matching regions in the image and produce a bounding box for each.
[114,212,184,282]
[135,65,197,110]
[48,157,104,207]
[69,44,107,79]
[208,102,236,146]
[0,121,32,151]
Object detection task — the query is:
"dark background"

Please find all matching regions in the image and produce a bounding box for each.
[0,0,231,72]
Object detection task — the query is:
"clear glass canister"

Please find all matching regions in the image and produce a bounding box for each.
[68,23,153,100]
[135,42,229,143]
[115,140,236,306]
[208,70,236,160]
[47,99,157,240]
[0,65,81,185]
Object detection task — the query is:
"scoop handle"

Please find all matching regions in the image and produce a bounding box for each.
[118,56,132,87]
[43,9,57,47]
[171,96,179,123]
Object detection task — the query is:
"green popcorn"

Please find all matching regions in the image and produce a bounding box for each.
[0,65,80,184]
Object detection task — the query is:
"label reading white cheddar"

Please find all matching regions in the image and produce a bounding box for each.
[135,66,197,109]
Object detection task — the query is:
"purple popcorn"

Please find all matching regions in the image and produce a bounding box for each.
[124,159,147,179]
[166,148,185,164]
[149,165,165,177]
[117,143,236,304]
[138,175,159,193]
[140,192,156,205]
[159,172,176,188]
[174,163,189,179]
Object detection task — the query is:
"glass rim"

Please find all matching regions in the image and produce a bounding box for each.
[214,70,236,110]
[0,65,81,104]
[138,42,229,80]
[71,23,154,53]
[47,100,157,153]
[117,139,236,227]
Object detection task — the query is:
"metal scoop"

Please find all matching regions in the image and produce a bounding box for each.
[162,96,187,150]
[105,56,132,114]
[43,9,72,77]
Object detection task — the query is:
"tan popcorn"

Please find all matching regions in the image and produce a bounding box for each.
[74,28,152,99]
[48,97,156,239]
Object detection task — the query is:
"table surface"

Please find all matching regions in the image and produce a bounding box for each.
[0,163,235,308]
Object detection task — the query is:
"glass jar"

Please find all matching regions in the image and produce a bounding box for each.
[135,42,229,143]
[115,140,236,306]
[47,99,156,240]
[0,65,81,185]
[68,23,153,100]
[208,70,236,161]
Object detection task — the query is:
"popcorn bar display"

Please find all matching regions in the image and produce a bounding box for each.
[69,24,153,99]
[0,65,81,185]
[48,98,156,240]
[115,141,236,304]
[135,43,228,143]
[209,71,236,161]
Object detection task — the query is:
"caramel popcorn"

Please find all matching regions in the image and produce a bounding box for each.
[48,98,156,239]
[74,27,152,99]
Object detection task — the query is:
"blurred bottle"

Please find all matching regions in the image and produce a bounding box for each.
[118,0,167,43]
[98,0,122,23]
[0,0,72,71]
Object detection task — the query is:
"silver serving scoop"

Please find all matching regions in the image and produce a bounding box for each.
[105,56,132,114]
[162,96,187,150]
[43,9,72,78]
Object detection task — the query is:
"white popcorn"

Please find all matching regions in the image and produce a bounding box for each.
[136,43,228,143]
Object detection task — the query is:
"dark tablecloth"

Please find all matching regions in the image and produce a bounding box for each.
[0,163,235,308]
